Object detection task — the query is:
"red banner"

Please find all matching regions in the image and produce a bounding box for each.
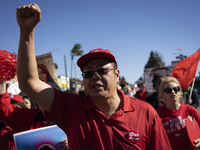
[171,49,200,90]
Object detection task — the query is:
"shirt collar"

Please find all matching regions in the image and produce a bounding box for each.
[83,89,135,112]
[117,89,135,112]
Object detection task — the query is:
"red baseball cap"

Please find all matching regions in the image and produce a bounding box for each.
[10,94,24,103]
[77,48,117,70]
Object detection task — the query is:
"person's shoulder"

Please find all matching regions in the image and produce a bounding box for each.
[129,96,148,104]
[181,103,198,111]
[126,96,159,122]
[54,88,82,98]
[54,88,90,105]
[156,105,166,112]
[128,96,155,111]
[181,103,192,108]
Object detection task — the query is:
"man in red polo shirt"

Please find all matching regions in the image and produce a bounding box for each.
[16,4,171,149]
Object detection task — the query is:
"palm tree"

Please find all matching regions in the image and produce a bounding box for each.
[54,63,58,69]
[70,44,83,79]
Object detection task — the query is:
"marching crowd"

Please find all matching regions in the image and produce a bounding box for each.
[123,75,200,150]
[0,3,200,150]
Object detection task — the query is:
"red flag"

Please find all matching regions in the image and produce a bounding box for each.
[171,48,200,90]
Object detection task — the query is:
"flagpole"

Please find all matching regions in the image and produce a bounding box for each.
[189,77,195,98]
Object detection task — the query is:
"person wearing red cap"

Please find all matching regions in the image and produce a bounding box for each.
[0,79,47,149]
[16,4,172,149]
[0,90,25,149]
[9,94,25,108]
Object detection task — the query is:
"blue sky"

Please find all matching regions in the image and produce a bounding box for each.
[0,0,200,84]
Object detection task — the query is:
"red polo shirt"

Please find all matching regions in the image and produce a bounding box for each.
[45,89,171,150]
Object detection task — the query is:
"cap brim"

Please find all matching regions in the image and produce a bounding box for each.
[10,95,24,103]
[77,52,116,69]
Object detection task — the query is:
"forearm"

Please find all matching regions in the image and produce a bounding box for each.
[17,29,43,95]
[17,30,53,111]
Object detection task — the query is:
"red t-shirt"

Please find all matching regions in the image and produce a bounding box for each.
[138,89,146,101]
[45,89,171,150]
[156,104,200,150]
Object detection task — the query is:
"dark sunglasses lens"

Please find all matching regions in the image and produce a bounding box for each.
[173,87,178,93]
[164,86,180,93]
[173,86,180,93]
[164,87,172,93]
[83,68,112,78]
[97,68,107,75]
[83,71,93,78]
[177,86,180,91]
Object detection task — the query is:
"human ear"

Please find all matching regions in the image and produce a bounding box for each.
[115,69,120,77]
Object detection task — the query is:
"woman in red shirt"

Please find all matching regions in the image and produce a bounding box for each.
[156,77,200,150]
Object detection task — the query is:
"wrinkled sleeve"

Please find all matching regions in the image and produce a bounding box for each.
[43,89,74,133]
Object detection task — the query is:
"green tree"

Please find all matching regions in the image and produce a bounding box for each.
[119,76,126,90]
[145,50,165,69]
[120,76,126,81]
[70,44,84,78]
[138,76,144,81]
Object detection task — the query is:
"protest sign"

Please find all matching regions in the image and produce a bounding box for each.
[36,53,60,89]
[144,66,174,93]
[14,125,67,150]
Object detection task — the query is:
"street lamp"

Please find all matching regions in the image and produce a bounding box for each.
[50,48,60,53]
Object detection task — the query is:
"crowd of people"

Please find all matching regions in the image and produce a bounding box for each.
[124,75,199,111]
[0,3,200,150]
[123,75,200,149]
[0,78,69,149]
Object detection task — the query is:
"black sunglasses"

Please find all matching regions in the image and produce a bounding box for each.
[82,68,116,78]
[164,86,180,94]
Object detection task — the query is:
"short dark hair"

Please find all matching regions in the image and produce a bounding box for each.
[152,74,163,88]
[22,96,38,108]
[138,82,144,88]
[111,61,117,69]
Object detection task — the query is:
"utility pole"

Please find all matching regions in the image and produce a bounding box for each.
[64,55,68,90]
[74,64,77,91]
[64,55,67,77]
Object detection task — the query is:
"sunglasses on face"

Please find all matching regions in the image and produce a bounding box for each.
[82,68,116,78]
[164,86,180,94]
